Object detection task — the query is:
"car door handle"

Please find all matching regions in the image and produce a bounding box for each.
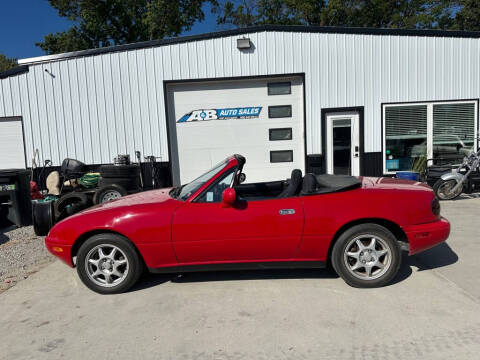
[279,209,295,215]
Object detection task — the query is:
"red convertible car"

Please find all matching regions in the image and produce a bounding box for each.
[46,154,450,294]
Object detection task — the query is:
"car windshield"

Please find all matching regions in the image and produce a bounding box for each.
[173,158,231,201]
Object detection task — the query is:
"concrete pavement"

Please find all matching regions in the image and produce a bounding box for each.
[0,198,479,360]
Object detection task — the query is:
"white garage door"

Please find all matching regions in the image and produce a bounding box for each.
[167,76,304,184]
[0,117,26,170]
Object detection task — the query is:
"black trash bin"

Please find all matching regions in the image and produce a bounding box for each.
[0,169,32,227]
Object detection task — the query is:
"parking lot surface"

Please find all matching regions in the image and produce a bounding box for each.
[0,226,53,293]
[0,198,479,360]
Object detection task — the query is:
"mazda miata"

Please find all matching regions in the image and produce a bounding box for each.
[46,154,450,294]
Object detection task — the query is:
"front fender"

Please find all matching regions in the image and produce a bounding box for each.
[440,172,463,182]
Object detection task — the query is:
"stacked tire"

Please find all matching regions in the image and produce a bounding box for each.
[98,165,140,191]
[98,165,140,189]
[54,192,90,221]
[32,200,55,236]
[94,165,141,204]
[0,205,9,228]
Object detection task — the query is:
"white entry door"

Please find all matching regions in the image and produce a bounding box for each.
[326,112,360,176]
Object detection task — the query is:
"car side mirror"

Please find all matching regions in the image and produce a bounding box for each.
[239,173,246,183]
[222,188,236,207]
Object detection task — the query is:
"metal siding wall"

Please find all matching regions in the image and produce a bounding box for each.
[0,48,175,166]
[1,31,480,166]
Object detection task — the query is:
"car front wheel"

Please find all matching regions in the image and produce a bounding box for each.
[76,234,143,294]
[331,224,401,288]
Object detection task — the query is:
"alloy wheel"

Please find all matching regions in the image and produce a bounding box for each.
[343,235,392,280]
[85,245,129,287]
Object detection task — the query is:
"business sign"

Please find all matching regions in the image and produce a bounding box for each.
[177,107,262,123]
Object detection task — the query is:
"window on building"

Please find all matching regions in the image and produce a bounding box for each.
[384,105,427,172]
[268,82,291,95]
[270,150,293,163]
[269,128,292,141]
[268,105,292,118]
[383,100,477,174]
[433,103,475,165]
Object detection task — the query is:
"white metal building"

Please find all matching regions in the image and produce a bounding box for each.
[0,25,479,184]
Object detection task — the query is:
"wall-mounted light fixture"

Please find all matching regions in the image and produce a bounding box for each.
[237,37,251,50]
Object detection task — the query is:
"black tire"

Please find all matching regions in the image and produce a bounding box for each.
[99,165,140,178]
[76,233,143,294]
[98,177,140,191]
[331,223,401,288]
[93,184,128,204]
[433,178,463,200]
[0,205,8,227]
[32,201,55,236]
[54,192,90,220]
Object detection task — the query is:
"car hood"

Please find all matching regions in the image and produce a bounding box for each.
[78,188,174,215]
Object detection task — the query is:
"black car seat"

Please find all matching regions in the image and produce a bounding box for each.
[278,169,303,198]
[300,173,318,195]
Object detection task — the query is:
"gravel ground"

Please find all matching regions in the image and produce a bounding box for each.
[0,225,55,293]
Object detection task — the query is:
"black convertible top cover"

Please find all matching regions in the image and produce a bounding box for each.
[302,174,362,195]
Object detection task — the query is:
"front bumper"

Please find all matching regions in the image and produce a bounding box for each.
[404,217,450,255]
[45,236,74,267]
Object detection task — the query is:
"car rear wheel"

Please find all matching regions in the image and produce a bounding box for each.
[331,224,401,288]
[76,234,143,294]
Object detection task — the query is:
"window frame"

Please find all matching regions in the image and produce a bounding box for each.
[268,105,292,118]
[267,82,292,96]
[193,166,238,203]
[382,99,479,174]
[269,127,293,141]
[270,150,294,163]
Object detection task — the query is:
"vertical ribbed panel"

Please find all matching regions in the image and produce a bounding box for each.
[1,31,480,165]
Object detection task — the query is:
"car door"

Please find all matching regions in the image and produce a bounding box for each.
[172,172,304,264]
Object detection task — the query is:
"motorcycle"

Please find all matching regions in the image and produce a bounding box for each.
[433,149,480,200]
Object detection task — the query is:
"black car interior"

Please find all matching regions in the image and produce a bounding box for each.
[277,169,303,198]
[301,173,317,194]
[234,169,361,201]
[235,179,287,200]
